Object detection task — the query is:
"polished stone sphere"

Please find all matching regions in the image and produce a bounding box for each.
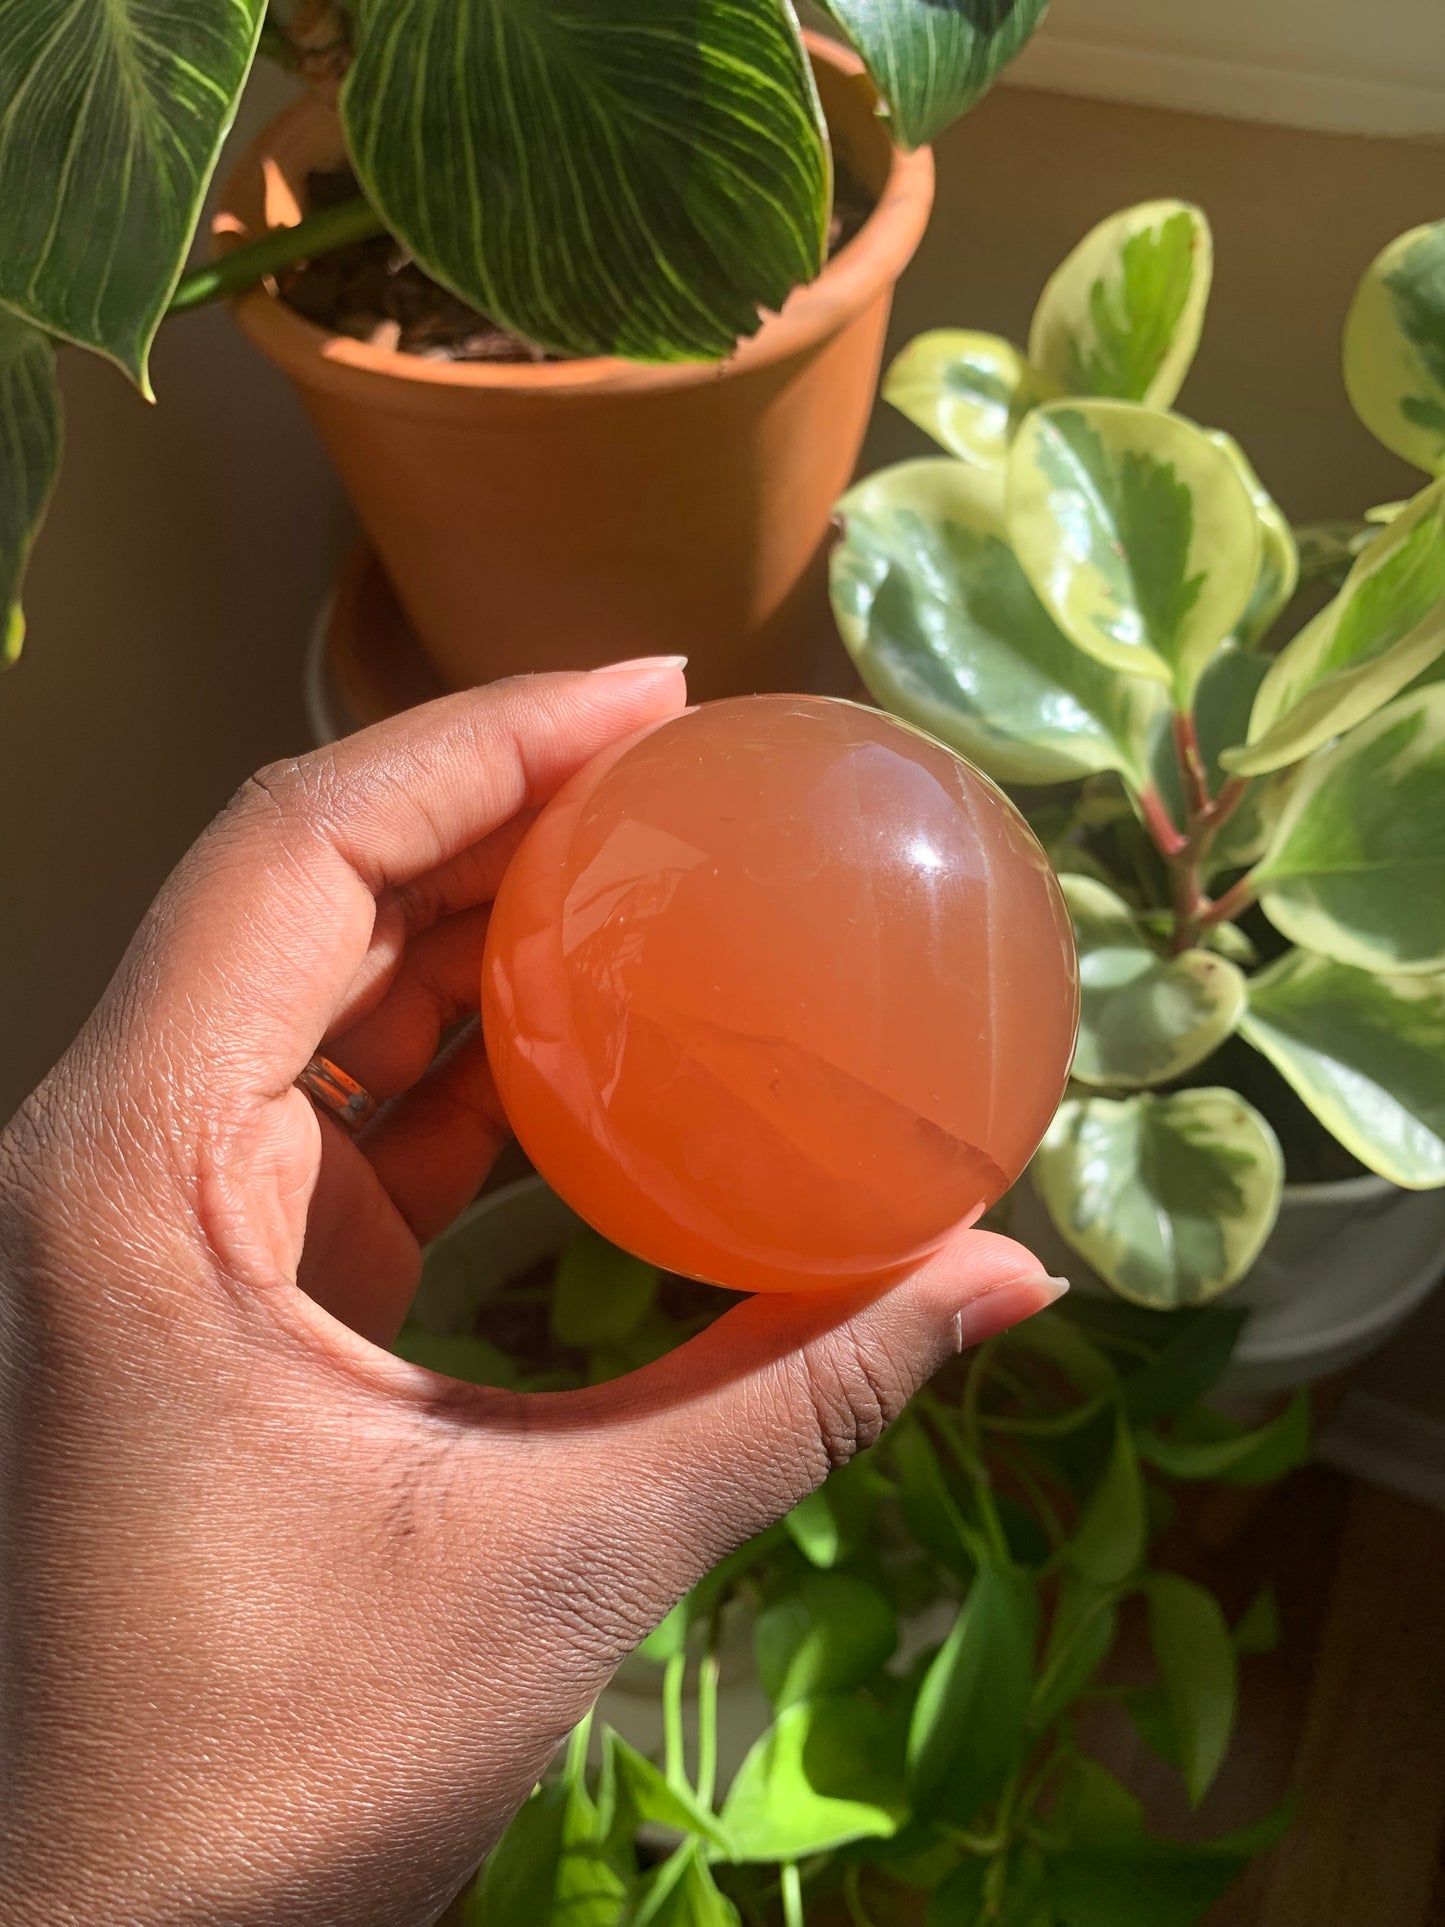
[482,696,1078,1294]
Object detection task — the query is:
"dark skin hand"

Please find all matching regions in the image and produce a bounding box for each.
[0,663,1060,1925]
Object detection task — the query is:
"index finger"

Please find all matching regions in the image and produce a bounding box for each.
[131,663,687,1089]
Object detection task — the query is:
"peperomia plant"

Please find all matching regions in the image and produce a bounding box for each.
[831,201,1445,1310]
[0,0,1048,656]
[400,1214,1304,1927]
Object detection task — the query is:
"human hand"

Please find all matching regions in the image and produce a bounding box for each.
[0,665,1061,1926]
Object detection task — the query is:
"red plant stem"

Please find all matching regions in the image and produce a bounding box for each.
[1196,872,1259,932]
[1138,785,1187,859]
[1173,711,1211,820]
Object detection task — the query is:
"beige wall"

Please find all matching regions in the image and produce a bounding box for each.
[3,85,1443,1291]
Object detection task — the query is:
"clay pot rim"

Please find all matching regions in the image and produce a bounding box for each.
[214,32,934,401]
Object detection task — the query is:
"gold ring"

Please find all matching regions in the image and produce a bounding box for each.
[296,1053,377,1134]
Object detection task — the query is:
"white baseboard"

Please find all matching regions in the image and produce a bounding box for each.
[1315,1391,1445,1511]
[1005,33,1445,138]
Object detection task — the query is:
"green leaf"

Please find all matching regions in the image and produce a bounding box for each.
[1050,1758,1145,1841]
[473,1783,570,1926]
[1032,1575,1118,1728]
[720,1695,906,1861]
[551,1230,659,1349]
[831,458,1166,788]
[1255,684,1445,973]
[1138,1389,1310,1486]
[1233,1585,1280,1657]
[1224,474,1445,776]
[890,1420,982,1582]
[1063,875,1246,1089]
[0,0,264,389]
[907,1563,1039,1828]
[1145,1573,1237,1805]
[1007,400,1261,702]
[341,0,827,363]
[1068,1417,1146,1588]
[927,1859,988,1925]
[1033,1090,1284,1308]
[1210,433,1299,649]
[1029,201,1213,409]
[1045,1831,1260,1927]
[1117,1306,1246,1425]
[782,1447,886,1569]
[755,1573,897,1711]
[883,330,1052,468]
[393,1329,520,1387]
[0,312,60,664]
[637,1599,691,1666]
[818,0,1049,149]
[635,1843,741,1927]
[606,1733,734,1852]
[1344,219,1445,476]
[1240,948,1445,1187]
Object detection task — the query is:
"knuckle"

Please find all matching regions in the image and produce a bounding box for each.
[799,1327,910,1472]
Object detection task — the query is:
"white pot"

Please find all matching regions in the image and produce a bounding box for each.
[1006,1170,1445,1399]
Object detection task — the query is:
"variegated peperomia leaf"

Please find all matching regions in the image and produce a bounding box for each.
[830,458,1166,787]
[1241,950,1445,1190]
[1209,433,1298,650]
[0,0,266,390]
[1033,1089,1284,1308]
[816,0,1050,149]
[342,0,829,361]
[882,331,1053,469]
[1255,684,1445,974]
[0,311,61,665]
[1223,475,1445,777]
[1006,400,1261,703]
[1028,201,1213,411]
[1063,876,1245,1090]
[1343,219,1445,476]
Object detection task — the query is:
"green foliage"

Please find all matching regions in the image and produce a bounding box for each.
[0,313,61,661]
[831,199,1445,1312]
[0,0,1048,661]
[424,1220,1291,1927]
[817,0,1052,148]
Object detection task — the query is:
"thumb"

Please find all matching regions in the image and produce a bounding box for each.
[521,1228,1066,1652]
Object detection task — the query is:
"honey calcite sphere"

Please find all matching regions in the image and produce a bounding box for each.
[482,696,1078,1294]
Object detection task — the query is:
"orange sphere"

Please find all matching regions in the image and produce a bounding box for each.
[482,696,1078,1293]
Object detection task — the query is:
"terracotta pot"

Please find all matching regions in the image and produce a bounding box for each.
[216,37,935,705]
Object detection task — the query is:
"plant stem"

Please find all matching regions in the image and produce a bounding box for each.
[781,1862,805,1927]
[960,1344,1011,1563]
[663,1651,688,1793]
[1196,870,1259,931]
[991,1441,1068,1550]
[564,1707,593,1787]
[842,1864,879,1927]
[1135,712,1259,954]
[168,197,387,313]
[696,1648,720,1810]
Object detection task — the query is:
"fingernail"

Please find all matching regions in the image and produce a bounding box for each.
[955,1274,1069,1352]
[591,654,689,675]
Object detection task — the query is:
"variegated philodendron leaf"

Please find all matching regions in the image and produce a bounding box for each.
[1223,474,1445,778]
[1255,684,1445,974]
[0,0,265,391]
[1006,400,1261,703]
[0,312,61,665]
[816,0,1050,149]
[1343,219,1445,476]
[1028,201,1213,410]
[1209,433,1298,650]
[1033,1089,1284,1308]
[1242,950,1445,1190]
[342,0,828,361]
[830,458,1165,787]
[883,332,1054,469]
[1062,876,1245,1090]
